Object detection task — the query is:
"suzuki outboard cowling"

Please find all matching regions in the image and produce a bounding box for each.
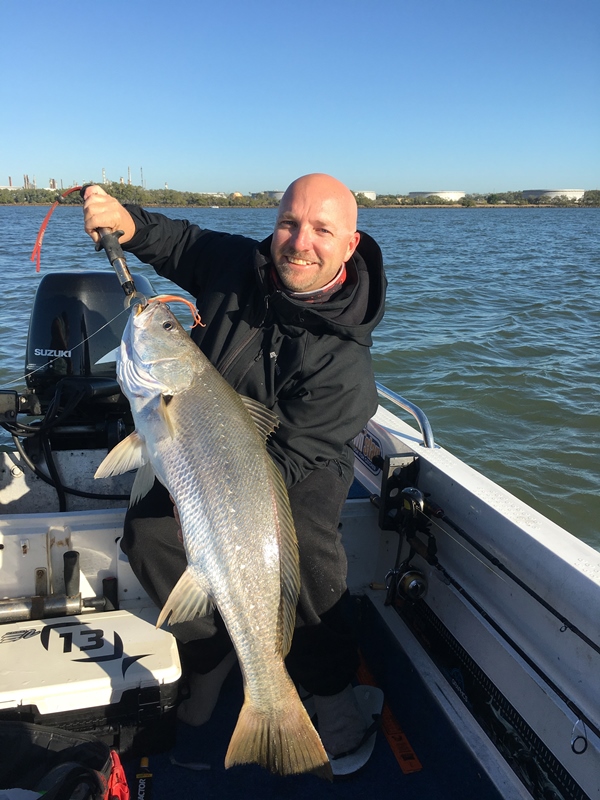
[24,270,155,448]
[26,271,154,397]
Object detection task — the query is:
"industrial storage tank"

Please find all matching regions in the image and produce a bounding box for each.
[355,191,377,201]
[522,189,585,201]
[408,191,466,202]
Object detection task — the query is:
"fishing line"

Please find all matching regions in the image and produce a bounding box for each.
[1,308,132,508]
[0,306,130,392]
[2,188,139,508]
[2,295,198,392]
[428,515,509,581]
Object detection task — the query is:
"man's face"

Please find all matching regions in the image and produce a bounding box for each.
[271,178,360,293]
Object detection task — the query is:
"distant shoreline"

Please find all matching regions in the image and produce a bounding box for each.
[0,203,594,209]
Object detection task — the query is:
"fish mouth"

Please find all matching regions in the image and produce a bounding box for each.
[131,298,163,332]
[134,295,204,329]
[135,299,159,317]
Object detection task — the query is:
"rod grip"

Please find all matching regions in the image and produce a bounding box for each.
[63,550,80,596]
[102,576,119,611]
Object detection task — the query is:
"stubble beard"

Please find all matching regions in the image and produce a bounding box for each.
[275,250,325,293]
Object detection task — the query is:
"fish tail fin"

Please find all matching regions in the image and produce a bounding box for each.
[225,690,332,780]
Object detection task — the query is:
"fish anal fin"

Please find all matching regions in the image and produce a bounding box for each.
[225,683,332,779]
[240,395,279,441]
[156,568,214,628]
[94,431,147,479]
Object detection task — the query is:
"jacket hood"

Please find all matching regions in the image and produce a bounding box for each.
[256,231,386,346]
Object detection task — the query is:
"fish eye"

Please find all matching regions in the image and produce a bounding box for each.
[162,321,174,330]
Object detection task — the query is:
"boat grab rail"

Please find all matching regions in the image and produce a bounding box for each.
[375,382,435,449]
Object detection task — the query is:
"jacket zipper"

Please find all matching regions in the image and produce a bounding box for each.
[216,296,270,382]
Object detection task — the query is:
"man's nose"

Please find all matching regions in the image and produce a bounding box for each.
[290,224,311,251]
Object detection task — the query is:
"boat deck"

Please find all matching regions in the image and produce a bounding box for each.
[120,595,506,800]
[3,417,597,797]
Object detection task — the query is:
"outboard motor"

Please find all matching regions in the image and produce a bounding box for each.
[24,270,155,449]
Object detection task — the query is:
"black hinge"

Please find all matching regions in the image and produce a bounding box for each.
[377,452,420,530]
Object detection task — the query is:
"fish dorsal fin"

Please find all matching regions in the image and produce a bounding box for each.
[129,461,157,506]
[267,460,301,657]
[240,396,279,441]
[156,567,214,628]
[94,431,148,479]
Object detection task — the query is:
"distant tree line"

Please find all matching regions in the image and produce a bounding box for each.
[1,184,599,208]
[0,183,278,207]
[358,191,600,207]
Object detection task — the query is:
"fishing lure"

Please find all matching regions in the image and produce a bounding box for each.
[30,185,83,272]
[147,294,205,329]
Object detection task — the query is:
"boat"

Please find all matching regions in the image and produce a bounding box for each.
[0,271,598,800]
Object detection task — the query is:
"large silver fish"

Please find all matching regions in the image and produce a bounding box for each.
[95,299,331,779]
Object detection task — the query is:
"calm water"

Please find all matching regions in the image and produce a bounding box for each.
[1,205,598,549]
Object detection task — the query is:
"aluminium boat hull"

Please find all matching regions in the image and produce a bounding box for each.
[0,394,598,798]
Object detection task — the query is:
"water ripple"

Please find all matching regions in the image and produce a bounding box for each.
[1,205,598,547]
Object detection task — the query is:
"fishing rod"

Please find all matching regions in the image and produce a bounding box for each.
[31,184,147,306]
[78,184,147,306]
[0,189,151,509]
[4,189,196,510]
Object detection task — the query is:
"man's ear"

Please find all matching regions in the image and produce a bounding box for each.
[344,231,360,262]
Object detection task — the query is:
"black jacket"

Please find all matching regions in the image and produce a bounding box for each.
[123,206,387,487]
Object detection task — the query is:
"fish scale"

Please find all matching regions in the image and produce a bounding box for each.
[95,299,331,779]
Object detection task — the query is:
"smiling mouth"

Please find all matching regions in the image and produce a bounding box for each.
[283,253,321,268]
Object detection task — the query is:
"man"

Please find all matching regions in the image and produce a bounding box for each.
[83,174,386,767]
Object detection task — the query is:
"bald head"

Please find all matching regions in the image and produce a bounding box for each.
[271,174,361,294]
[279,173,358,233]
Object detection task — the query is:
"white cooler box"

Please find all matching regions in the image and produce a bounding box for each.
[0,507,182,756]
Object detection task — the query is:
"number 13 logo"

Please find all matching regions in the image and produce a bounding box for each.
[40,621,124,662]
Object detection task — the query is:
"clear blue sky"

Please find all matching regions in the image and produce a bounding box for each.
[2,0,598,195]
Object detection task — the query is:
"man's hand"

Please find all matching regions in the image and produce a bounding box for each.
[83,185,136,245]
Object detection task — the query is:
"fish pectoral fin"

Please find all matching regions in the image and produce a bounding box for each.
[158,394,177,439]
[129,461,157,506]
[156,568,214,628]
[94,431,148,479]
[240,395,280,441]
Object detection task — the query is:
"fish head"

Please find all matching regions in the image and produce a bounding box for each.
[119,300,205,398]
